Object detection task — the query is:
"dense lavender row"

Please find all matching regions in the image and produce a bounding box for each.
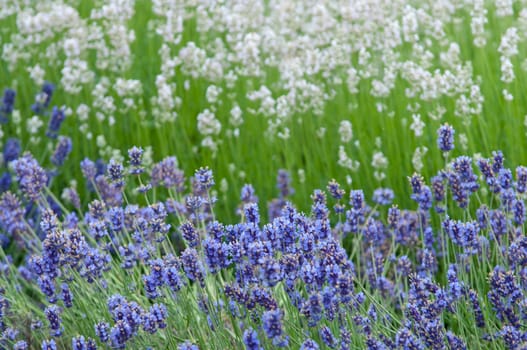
[0,83,526,349]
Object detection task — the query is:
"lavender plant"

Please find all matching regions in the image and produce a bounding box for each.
[0,123,526,349]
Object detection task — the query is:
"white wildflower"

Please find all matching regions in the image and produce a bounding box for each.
[338,120,353,143]
[410,114,425,137]
[412,146,428,172]
[26,116,43,134]
[197,109,221,136]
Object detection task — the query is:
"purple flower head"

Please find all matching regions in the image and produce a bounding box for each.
[195,167,214,191]
[431,175,445,202]
[499,325,522,350]
[277,169,294,197]
[437,123,455,152]
[80,158,97,182]
[46,106,65,139]
[72,336,87,350]
[446,172,468,208]
[61,283,73,308]
[110,320,133,348]
[262,309,284,340]
[180,221,199,247]
[3,138,20,163]
[327,179,345,200]
[452,156,479,192]
[107,159,124,185]
[107,207,124,233]
[44,305,62,336]
[446,331,467,350]
[0,88,15,123]
[32,82,55,114]
[41,339,57,350]
[372,188,394,205]
[442,218,480,252]
[477,157,494,178]
[415,186,432,211]
[489,267,522,302]
[301,292,323,326]
[490,210,507,239]
[260,257,283,287]
[127,146,144,174]
[0,172,11,192]
[181,248,206,287]
[86,338,97,350]
[203,237,230,273]
[240,184,258,204]
[13,340,28,350]
[243,328,262,350]
[95,321,110,343]
[149,303,168,329]
[516,166,527,194]
[151,157,185,191]
[0,192,25,239]
[51,136,72,166]
[409,173,424,195]
[513,199,525,226]
[387,205,400,229]
[37,275,56,301]
[319,326,336,348]
[349,190,364,210]
[300,339,320,350]
[468,289,485,328]
[3,327,18,340]
[499,168,513,190]
[397,256,413,276]
[244,203,260,225]
[493,151,504,174]
[478,211,492,241]
[12,153,48,201]
[178,341,199,350]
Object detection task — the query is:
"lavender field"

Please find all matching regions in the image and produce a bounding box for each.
[1,1,527,349]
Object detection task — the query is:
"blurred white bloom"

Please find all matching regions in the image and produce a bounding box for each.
[220,178,228,193]
[206,85,222,104]
[197,109,221,136]
[338,120,353,143]
[77,104,90,121]
[459,133,469,151]
[410,114,425,137]
[230,105,243,127]
[143,146,154,168]
[374,171,386,182]
[96,135,106,148]
[471,0,488,47]
[412,146,428,172]
[298,169,305,184]
[114,78,142,97]
[498,27,519,57]
[27,116,43,134]
[338,146,360,171]
[27,64,45,86]
[371,151,388,170]
[277,127,290,140]
[496,0,514,17]
[11,110,20,125]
